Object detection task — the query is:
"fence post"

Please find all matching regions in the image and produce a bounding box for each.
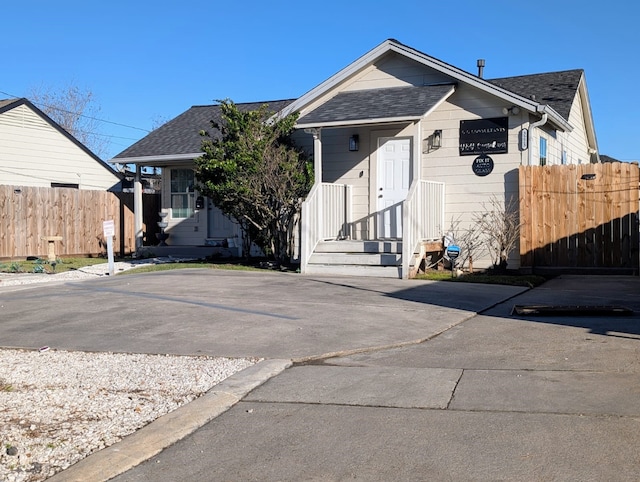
[134,165,144,254]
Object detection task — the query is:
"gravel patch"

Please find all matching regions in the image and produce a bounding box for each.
[0,348,259,481]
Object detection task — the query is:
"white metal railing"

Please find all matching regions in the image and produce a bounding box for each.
[300,182,352,273]
[322,183,352,239]
[402,180,445,278]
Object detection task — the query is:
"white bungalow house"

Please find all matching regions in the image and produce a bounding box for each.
[0,98,122,191]
[113,39,599,277]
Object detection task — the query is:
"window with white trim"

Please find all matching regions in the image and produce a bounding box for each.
[539,137,547,166]
[170,169,195,218]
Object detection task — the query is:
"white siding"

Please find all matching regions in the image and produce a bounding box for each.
[420,85,526,269]
[0,104,120,190]
[343,52,451,91]
[416,83,595,269]
[563,89,592,164]
[527,91,591,167]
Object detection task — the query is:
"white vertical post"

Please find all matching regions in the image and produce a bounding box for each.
[345,184,353,239]
[312,129,324,238]
[106,236,115,276]
[133,164,144,255]
[313,128,322,183]
[413,119,422,182]
[103,220,115,276]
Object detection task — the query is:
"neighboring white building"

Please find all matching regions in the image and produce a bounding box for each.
[114,39,600,277]
[0,98,121,191]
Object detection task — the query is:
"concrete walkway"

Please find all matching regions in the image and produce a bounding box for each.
[3,272,640,480]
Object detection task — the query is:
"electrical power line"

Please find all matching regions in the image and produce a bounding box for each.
[68,127,143,142]
[0,89,152,134]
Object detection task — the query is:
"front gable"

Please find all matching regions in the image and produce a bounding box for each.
[564,82,597,164]
[0,99,121,190]
[285,39,574,135]
[342,51,454,92]
[289,45,461,125]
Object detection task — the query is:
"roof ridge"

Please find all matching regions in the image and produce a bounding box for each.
[190,98,298,109]
[489,68,583,81]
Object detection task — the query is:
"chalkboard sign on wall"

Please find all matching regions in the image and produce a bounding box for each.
[459,117,508,156]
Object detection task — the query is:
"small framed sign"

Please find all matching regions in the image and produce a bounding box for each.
[519,128,528,151]
[472,155,494,177]
[102,220,115,238]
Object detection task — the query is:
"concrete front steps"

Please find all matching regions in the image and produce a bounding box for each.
[305,240,403,278]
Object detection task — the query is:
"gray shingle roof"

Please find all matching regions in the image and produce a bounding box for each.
[487,69,583,120]
[114,99,295,160]
[599,154,619,163]
[114,67,584,161]
[0,98,21,111]
[297,84,455,126]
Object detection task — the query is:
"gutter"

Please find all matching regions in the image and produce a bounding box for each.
[527,113,548,166]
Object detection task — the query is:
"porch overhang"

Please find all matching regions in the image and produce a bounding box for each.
[110,152,200,168]
[296,84,456,129]
[108,153,201,256]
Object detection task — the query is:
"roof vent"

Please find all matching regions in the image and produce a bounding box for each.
[477,59,485,78]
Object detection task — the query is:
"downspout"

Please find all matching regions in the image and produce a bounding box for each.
[527,113,548,166]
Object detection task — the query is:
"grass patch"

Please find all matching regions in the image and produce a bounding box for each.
[0,379,13,392]
[0,257,111,274]
[121,260,264,275]
[1,256,294,276]
[415,270,547,288]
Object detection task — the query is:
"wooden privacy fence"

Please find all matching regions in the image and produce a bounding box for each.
[0,186,160,259]
[519,162,639,271]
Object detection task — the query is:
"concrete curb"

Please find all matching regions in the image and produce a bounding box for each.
[48,358,292,482]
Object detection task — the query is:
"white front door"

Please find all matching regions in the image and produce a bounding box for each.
[207,200,237,238]
[377,137,411,238]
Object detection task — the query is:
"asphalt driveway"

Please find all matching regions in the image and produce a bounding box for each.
[0,269,525,360]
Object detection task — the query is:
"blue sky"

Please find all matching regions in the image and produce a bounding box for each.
[2,0,637,162]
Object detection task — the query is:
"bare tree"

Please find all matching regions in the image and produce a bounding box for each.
[29,83,109,159]
[473,195,521,272]
[447,216,486,272]
[150,114,171,131]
